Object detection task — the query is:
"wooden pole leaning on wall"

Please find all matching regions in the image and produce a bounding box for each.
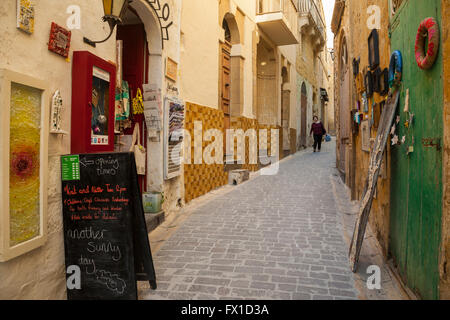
[348,89,400,272]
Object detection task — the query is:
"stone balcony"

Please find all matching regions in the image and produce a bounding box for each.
[298,0,326,51]
[256,0,299,46]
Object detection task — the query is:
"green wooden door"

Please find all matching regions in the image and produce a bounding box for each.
[389,0,443,300]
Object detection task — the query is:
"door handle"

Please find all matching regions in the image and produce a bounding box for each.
[422,138,441,151]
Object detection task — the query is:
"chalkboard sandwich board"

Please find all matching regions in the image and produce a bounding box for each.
[61,152,156,300]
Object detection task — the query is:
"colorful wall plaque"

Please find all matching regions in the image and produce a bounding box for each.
[16,0,35,34]
[165,57,178,82]
[48,22,71,58]
[50,90,66,134]
[0,69,49,262]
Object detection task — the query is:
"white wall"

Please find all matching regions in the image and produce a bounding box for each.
[180,0,221,109]
[0,0,183,299]
[0,0,116,299]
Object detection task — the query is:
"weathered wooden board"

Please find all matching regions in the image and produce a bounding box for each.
[349,89,400,272]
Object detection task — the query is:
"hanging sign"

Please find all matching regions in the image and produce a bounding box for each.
[132,88,145,115]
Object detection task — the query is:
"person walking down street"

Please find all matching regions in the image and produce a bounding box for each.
[310,116,327,152]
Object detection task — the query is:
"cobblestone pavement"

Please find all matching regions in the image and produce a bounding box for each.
[140,140,360,300]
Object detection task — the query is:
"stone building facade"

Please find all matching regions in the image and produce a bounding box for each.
[0,0,332,299]
[0,0,183,299]
[332,0,391,253]
[297,0,328,148]
[332,0,449,299]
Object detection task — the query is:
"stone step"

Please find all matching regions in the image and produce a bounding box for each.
[145,211,165,233]
[229,169,250,186]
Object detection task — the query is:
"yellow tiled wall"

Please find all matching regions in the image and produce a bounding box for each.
[184,104,284,203]
[184,102,228,203]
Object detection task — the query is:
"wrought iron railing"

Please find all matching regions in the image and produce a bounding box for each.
[298,0,326,41]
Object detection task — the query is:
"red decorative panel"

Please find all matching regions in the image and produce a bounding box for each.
[48,22,71,58]
[71,51,116,154]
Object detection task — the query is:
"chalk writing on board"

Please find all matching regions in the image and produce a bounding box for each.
[87,241,122,261]
[62,153,156,299]
[67,227,107,240]
[87,157,121,176]
[80,158,95,167]
[90,269,127,294]
[79,255,96,274]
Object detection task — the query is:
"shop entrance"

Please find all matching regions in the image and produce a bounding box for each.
[116,8,149,192]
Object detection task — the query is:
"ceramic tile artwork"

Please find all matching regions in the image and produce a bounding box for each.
[50,90,63,133]
[48,23,71,58]
[16,0,35,34]
[9,82,42,246]
[184,103,228,203]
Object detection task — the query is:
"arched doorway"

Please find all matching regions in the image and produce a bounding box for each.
[116,8,148,192]
[300,82,307,148]
[256,38,277,125]
[114,1,163,192]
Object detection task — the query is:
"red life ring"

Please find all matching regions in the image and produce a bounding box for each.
[415,18,440,70]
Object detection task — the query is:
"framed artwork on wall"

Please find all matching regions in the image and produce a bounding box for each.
[16,0,35,34]
[361,120,370,152]
[48,22,71,58]
[165,57,178,82]
[368,29,380,70]
[0,69,49,262]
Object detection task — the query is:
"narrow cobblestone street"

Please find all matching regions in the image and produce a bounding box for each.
[140,140,361,300]
[2,0,449,303]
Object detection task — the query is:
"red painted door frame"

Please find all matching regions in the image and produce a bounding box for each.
[117,23,149,192]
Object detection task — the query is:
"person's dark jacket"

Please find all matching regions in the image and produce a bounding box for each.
[310,122,326,136]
